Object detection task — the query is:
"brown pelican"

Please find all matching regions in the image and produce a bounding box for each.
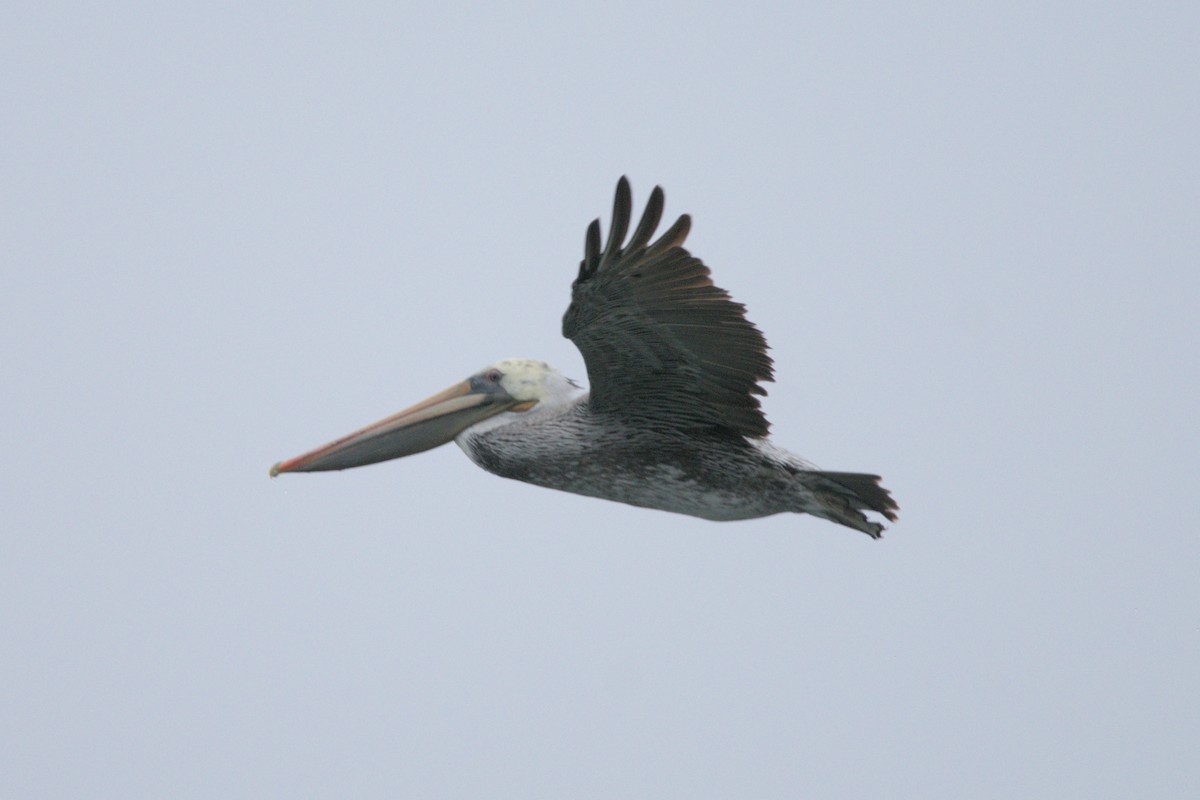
[271,178,898,537]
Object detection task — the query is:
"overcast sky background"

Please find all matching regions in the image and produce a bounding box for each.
[3,2,1197,798]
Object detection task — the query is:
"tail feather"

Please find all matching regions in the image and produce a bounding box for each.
[819,471,899,522]
[800,471,899,539]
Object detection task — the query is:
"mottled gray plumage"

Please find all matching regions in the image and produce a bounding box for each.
[459,397,897,536]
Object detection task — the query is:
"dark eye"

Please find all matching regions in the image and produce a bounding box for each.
[486,368,503,383]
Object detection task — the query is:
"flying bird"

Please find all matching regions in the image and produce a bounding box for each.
[272,178,898,537]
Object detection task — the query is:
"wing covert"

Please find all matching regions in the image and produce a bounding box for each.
[562,177,774,437]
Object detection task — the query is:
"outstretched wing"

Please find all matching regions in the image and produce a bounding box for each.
[562,177,774,438]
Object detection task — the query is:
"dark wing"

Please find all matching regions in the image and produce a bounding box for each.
[562,177,774,438]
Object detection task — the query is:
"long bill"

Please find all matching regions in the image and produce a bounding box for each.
[270,379,520,476]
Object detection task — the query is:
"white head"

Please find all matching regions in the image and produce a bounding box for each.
[456,358,583,439]
[486,358,581,405]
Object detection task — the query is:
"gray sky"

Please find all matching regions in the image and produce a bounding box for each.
[3,2,1197,797]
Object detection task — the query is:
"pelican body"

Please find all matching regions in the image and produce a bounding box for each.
[272,179,898,537]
